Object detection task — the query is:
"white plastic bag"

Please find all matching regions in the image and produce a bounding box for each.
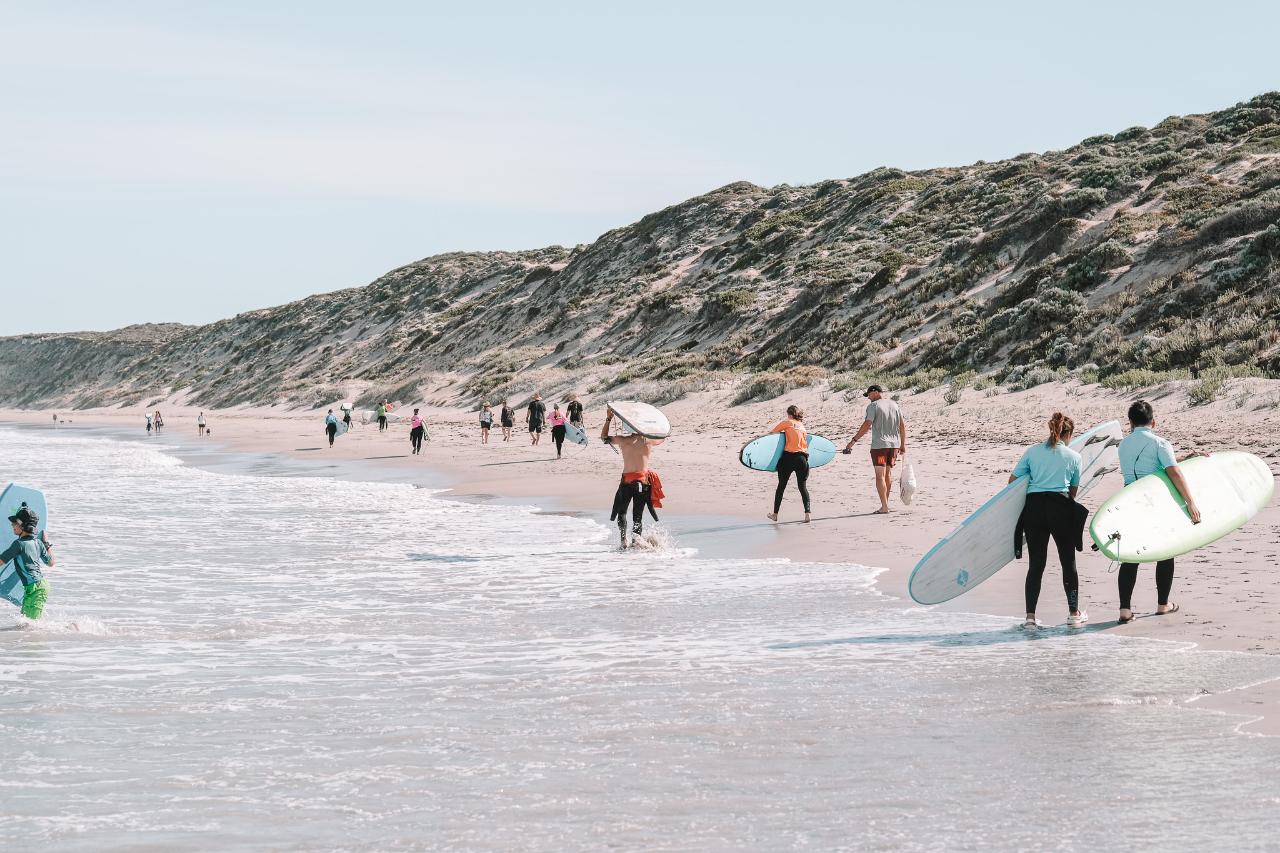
[899,459,918,505]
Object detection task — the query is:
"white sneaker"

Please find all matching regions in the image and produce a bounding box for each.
[1067,611,1089,628]
[1021,617,1041,629]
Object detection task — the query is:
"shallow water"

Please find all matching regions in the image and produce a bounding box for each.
[1,429,1278,851]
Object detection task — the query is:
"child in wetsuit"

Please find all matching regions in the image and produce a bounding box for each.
[1,506,54,620]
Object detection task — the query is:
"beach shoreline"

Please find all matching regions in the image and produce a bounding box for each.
[6,379,1279,733]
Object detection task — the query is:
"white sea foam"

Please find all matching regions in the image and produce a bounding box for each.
[0,428,1277,851]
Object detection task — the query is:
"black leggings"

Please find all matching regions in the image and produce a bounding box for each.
[552,424,567,455]
[1118,559,1174,609]
[410,426,424,453]
[1022,492,1079,613]
[326,424,337,446]
[774,451,811,513]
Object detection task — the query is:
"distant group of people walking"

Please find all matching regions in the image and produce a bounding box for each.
[478,394,585,459]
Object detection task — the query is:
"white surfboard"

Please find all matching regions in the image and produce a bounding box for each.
[1090,451,1273,562]
[607,400,670,439]
[908,420,1123,605]
[563,422,588,447]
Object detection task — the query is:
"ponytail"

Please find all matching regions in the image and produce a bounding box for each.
[1046,412,1075,448]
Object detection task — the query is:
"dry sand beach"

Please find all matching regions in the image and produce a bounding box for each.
[8,377,1279,733]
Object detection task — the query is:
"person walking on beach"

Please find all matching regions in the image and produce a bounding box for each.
[409,408,427,455]
[1115,400,1202,624]
[145,413,152,436]
[479,403,494,445]
[842,385,906,514]
[376,401,388,432]
[768,405,812,523]
[341,404,353,432]
[1011,413,1086,629]
[324,409,339,447]
[197,412,206,437]
[500,400,515,443]
[602,406,664,550]
[567,395,584,429]
[526,393,546,446]
[1,506,54,620]
[154,411,164,435]
[548,404,568,458]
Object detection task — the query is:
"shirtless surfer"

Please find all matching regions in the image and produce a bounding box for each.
[602,406,665,550]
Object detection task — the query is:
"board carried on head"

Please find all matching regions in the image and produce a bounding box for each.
[0,484,48,609]
[740,433,838,471]
[1090,451,1273,562]
[908,419,1124,605]
[606,401,670,440]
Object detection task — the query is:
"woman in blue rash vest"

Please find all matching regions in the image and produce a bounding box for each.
[1009,412,1085,629]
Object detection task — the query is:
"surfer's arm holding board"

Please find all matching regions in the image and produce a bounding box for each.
[1164,465,1202,524]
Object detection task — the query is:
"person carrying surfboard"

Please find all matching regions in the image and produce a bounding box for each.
[341,404,353,431]
[376,401,389,432]
[1115,400,1201,624]
[409,408,427,455]
[767,405,812,523]
[548,404,568,458]
[1010,413,1087,628]
[602,406,664,549]
[1,506,54,620]
[842,385,906,514]
[324,409,339,447]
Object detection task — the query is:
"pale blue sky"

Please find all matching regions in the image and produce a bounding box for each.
[2,1,1276,335]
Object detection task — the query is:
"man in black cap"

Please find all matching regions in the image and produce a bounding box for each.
[842,385,907,514]
[1,506,54,620]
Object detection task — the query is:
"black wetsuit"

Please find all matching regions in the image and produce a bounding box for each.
[326,422,338,446]
[774,451,811,514]
[552,423,567,455]
[1020,492,1079,613]
[567,400,583,427]
[611,477,658,538]
[527,401,545,433]
[410,424,425,454]
[1118,559,1175,609]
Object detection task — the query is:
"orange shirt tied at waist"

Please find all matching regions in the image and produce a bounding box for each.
[622,470,665,509]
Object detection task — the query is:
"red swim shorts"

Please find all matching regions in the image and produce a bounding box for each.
[870,448,899,467]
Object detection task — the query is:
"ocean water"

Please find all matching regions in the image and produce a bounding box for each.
[1,428,1278,852]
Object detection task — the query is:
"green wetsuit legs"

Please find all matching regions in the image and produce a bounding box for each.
[21,580,49,620]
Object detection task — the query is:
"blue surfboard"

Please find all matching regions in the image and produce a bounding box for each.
[739,433,838,471]
[0,484,49,609]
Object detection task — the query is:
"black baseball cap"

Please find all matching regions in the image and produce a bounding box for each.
[863,384,884,397]
[8,506,38,528]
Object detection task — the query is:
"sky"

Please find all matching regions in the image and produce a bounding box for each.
[2,1,1277,335]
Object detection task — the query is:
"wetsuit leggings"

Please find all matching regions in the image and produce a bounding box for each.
[612,480,650,537]
[552,425,566,455]
[774,451,811,514]
[1022,492,1079,613]
[326,424,337,446]
[410,426,425,453]
[378,416,387,431]
[1118,559,1174,609]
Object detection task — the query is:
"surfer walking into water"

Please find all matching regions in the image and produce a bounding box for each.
[324,409,339,447]
[145,413,152,436]
[500,399,514,442]
[3,506,54,620]
[842,385,906,514]
[549,404,568,458]
[768,405,812,523]
[1011,413,1086,628]
[526,393,546,446]
[479,402,494,444]
[602,406,664,550]
[154,410,164,435]
[409,408,426,455]
[1115,400,1202,624]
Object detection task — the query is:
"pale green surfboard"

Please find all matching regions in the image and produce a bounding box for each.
[1089,451,1274,563]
